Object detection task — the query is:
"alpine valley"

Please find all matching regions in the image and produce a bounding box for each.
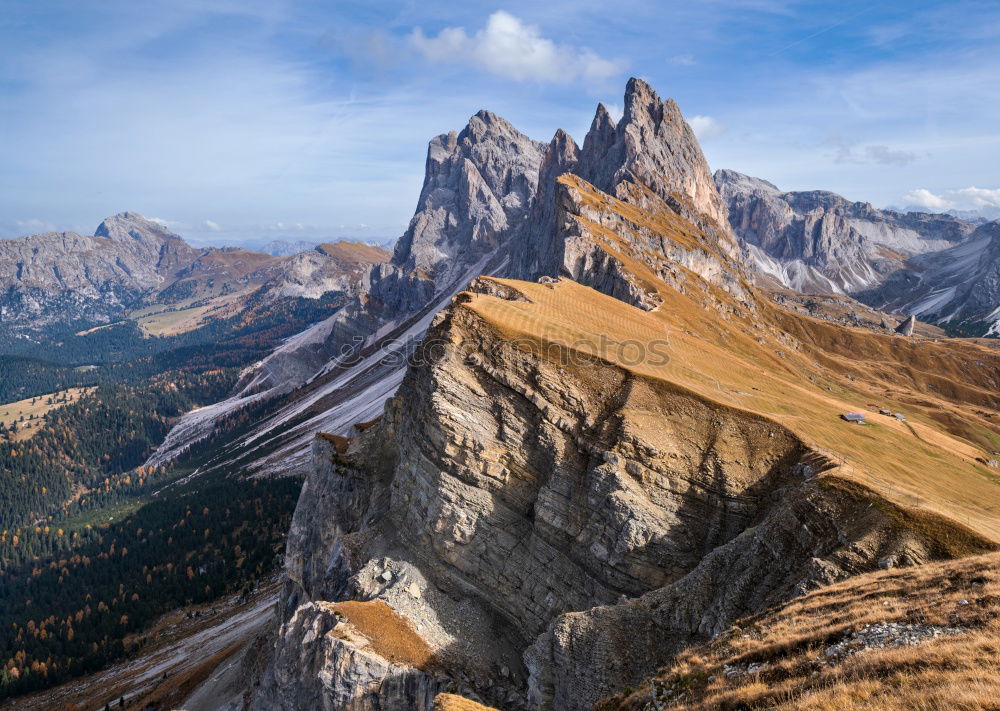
[2,78,999,711]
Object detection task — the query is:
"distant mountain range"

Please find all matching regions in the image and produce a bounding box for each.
[716,170,1000,335]
[0,215,390,330]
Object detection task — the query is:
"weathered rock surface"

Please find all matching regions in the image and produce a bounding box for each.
[258,601,441,711]
[577,79,730,233]
[514,79,741,292]
[243,109,547,397]
[858,219,1000,336]
[185,78,1000,711]
[0,213,190,327]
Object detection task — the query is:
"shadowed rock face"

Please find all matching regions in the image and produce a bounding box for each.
[260,281,961,711]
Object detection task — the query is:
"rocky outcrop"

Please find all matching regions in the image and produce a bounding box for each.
[577,79,730,233]
[259,282,974,711]
[512,79,747,307]
[0,213,193,327]
[259,600,442,711]
[895,314,916,336]
[244,78,1000,711]
[243,110,547,397]
[394,110,546,283]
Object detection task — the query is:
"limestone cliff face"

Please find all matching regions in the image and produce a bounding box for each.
[858,219,1000,335]
[715,169,977,293]
[512,79,746,308]
[245,111,547,396]
[576,79,730,234]
[394,110,547,283]
[715,169,1000,334]
[258,281,966,711]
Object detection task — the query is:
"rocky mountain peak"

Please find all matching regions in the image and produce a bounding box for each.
[94,211,180,244]
[621,75,664,123]
[577,78,729,230]
[391,109,546,283]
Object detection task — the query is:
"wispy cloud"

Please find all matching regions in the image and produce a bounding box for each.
[863,144,918,167]
[409,11,627,86]
[902,186,1000,213]
[688,115,727,140]
[826,136,918,166]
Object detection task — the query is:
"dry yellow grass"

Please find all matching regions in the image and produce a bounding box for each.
[451,172,1000,546]
[0,387,94,441]
[136,288,253,336]
[326,600,437,671]
[462,275,1000,543]
[598,551,1000,711]
[317,240,391,266]
[434,693,501,711]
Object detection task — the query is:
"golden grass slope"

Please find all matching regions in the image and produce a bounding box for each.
[325,600,437,671]
[596,551,1000,711]
[316,240,392,266]
[434,693,501,711]
[455,173,1000,547]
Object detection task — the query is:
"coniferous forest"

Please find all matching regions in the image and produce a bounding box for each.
[0,290,337,701]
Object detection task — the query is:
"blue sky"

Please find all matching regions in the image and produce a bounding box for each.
[2,0,999,245]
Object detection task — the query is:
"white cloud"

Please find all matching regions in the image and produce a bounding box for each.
[902,189,953,210]
[148,216,182,228]
[669,54,697,66]
[955,186,1000,208]
[863,144,918,166]
[203,219,222,231]
[688,115,726,140]
[409,11,626,86]
[901,186,1000,214]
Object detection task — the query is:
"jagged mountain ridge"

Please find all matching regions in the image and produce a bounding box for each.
[144,78,747,480]
[714,169,1000,334]
[144,107,551,476]
[224,78,1000,711]
[0,214,389,330]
